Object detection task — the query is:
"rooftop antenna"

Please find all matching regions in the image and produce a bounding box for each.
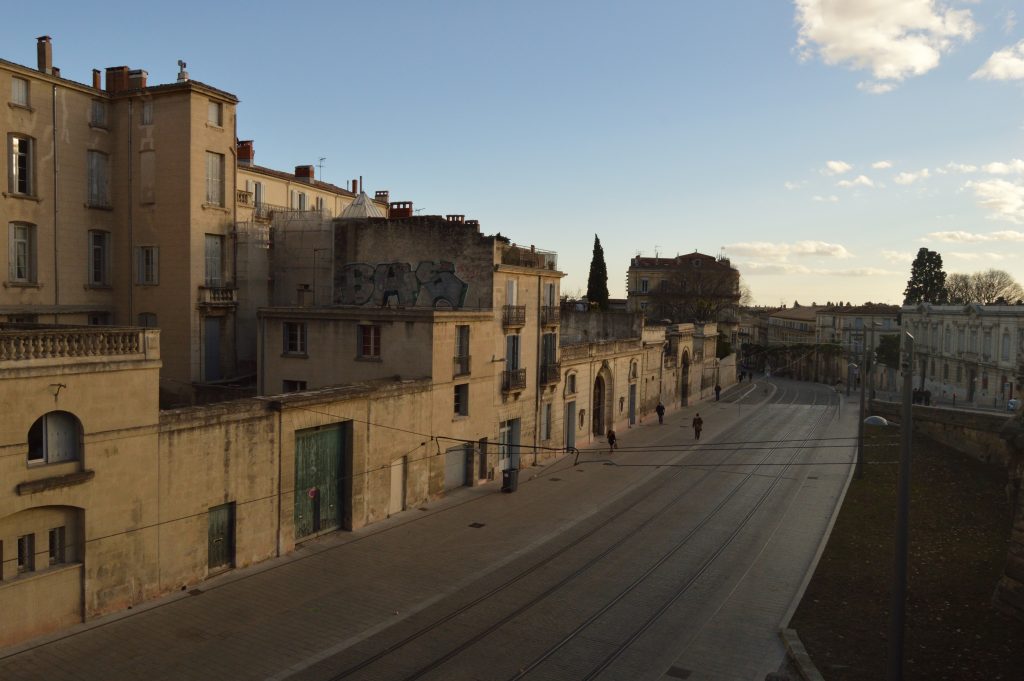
[317,157,326,180]
[176,60,189,82]
[654,245,660,258]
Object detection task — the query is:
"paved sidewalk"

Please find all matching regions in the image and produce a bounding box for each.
[0,381,821,681]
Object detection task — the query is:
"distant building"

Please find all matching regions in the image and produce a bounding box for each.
[625,252,740,323]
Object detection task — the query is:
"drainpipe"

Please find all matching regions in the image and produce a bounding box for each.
[534,273,542,466]
[128,100,134,323]
[51,85,59,319]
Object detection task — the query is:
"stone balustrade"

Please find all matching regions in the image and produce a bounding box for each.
[0,328,147,363]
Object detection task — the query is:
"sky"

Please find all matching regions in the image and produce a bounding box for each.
[6,1,1024,306]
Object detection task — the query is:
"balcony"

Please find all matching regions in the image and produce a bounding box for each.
[453,354,471,377]
[541,305,560,326]
[198,286,238,307]
[499,244,558,270]
[236,189,253,206]
[0,327,159,367]
[501,368,527,393]
[540,362,561,385]
[502,305,526,328]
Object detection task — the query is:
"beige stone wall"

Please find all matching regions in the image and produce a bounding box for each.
[0,329,161,647]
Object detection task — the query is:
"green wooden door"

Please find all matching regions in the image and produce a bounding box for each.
[295,424,345,538]
[208,502,235,570]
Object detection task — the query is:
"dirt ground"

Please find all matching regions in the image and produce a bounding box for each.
[790,426,1024,680]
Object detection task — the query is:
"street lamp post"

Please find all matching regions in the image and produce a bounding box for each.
[888,331,915,681]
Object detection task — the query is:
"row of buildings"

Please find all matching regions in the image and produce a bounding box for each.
[0,38,734,647]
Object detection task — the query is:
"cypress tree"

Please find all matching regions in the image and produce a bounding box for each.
[587,234,609,310]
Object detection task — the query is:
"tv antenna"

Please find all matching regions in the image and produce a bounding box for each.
[317,157,326,179]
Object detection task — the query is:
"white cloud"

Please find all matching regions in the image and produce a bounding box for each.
[982,159,1024,175]
[926,228,1024,242]
[823,160,852,175]
[881,250,915,263]
[827,267,895,277]
[965,179,1024,222]
[795,0,977,92]
[784,180,805,190]
[894,168,930,184]
[727,240,853,260]
[972,39,1024,80]
[812,194,840,202]
[938,161,978,174]
[837,174,875,188]
[857,80,897,94]
[738,262,890,277]
[1007,11,1018,35]
[872,160,893,169]
[948,251,1010,261]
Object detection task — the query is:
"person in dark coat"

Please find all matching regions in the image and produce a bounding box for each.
[655,402,665,424]
[714,384,721,401]
[692,413,703,440]
[607,428,618,451]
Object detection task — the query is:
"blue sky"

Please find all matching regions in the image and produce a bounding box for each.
[6,1,1024,305]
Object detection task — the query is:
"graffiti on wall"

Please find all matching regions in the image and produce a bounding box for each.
[336,261,469,308]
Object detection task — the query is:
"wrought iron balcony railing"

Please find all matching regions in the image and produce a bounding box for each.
[501,368,527,392]
[541,305,561,326]
[453,354,471,376]
[502,305,526,328]
[540,362,561,385]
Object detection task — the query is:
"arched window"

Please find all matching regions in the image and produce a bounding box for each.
[27,411,83,464]
[629,361,638,380]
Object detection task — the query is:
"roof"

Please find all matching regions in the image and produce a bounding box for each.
[241,164,363,200]
[630,252,736,271]
[340,191,387,219]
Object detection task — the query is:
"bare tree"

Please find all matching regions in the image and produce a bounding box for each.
[971,269,1024,304]
[945,269,1024,305]
[945,272,972,304]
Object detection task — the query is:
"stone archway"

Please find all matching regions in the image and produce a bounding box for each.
[681,350,691,404]
[593,374,605,436]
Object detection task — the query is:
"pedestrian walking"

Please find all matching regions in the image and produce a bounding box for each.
[655,402,665,424]
[692,413,703,440]
[714,384,721,401]
[606,427,618,451]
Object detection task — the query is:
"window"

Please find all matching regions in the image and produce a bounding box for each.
[541,402,552,440]
[27,411,82,464]
[48,527,66,565]
[291,190,306,210]
[88,230,110,286]
[87,150,110,207]
[17,534,34,574]
[90,100,108,127]
[956,365,962,382]
[11,76,28,107]
[283,380,307,393]
[943,363,949,380]
[298,192,307,210]
[204,234,223,286]
[454,325,470,375]
[640,278,649,293]
[88,312,111,326]
[8,134,34,195]
[253,181,263,206]
[1003,332,1011,361]
[544,282,556,307]
[208,100,223,126]
[205,152,225,206]
[454,383,469,416]
[138,312,157,327]
[141,100,153,125]
[506,279,518,306]
[136,246,159,284]
[358,324,381,358]
[283,322,307,355]
[506,334,521,370]
[8,222,36,283]
[567,373,577,394]
[315,196,324,213]
[541,333,557,366]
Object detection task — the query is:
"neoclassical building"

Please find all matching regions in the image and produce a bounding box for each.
[902,303,1024,405]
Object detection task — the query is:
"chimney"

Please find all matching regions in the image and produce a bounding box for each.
[375,190,390,204]
[295,165,315,183]
[36,36,52,75]
[128,69,148,89]
[51,67,60,78]
[237,140,255,166]
[466,219,480,227]
[92,69,101,89]
[389,201,413,218]
[351,178,358,194]
[176,60,189,82]
[105,66,130,94]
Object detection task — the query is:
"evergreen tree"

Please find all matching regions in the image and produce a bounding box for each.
[587,234,609,310]
[903,247,948,305]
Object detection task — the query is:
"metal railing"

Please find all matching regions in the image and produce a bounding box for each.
[499,244,558,270]
[502,368,527,392]
[502,305,526,327]
[453,355,471,376]
[541,305,561,326]
[540,362,561,385]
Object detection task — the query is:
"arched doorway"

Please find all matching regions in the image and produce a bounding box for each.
[680,350,691,403]
[593,375,605,436]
